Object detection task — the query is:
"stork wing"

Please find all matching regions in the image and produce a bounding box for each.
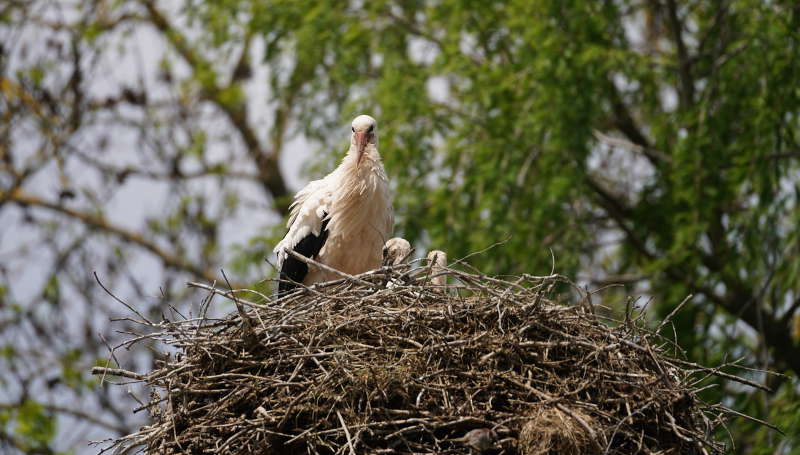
[273,178,333,295]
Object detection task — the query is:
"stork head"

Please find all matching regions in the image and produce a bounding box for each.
[350,114,377,166]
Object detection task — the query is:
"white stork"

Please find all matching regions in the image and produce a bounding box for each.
[274,115,393,295]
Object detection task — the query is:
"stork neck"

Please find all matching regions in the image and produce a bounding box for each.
[345,144,381,169]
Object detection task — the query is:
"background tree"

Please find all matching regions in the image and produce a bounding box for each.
[1,0,798,453]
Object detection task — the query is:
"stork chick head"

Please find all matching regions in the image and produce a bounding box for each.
[350,114,378,166]
[383,237,412,266]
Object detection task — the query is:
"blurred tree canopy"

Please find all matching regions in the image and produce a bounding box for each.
[1,0,799,453]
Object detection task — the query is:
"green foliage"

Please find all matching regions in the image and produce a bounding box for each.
[730,378,800,455]
[228,225,286,284]
[13,400,56,450]
[60,349,86,391]
[42,275,60,305]
[204,1,799,340]
[192,1,799,450]
[0,345,15,361]
[184,130,208,159]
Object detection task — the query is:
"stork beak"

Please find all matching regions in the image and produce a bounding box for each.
[354,131,367,166]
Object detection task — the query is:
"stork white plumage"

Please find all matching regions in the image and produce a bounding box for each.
[274,115,393,295]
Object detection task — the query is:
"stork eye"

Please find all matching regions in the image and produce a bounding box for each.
[351,127,355,132]
[367,125,374,133]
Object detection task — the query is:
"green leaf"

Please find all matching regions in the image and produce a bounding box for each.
[15,400,56,448]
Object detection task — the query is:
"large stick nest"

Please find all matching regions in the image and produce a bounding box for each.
[94,260,758,454]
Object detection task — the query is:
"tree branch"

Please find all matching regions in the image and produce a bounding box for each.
[665,0,694,108]
[0,428,55,455]
[585,175,656,262]
[586,175,800,376]
[604,83,672,166]
[4,190,220,284]
[705,281,800,376]
[140,0,289,214]
[0,403,129,435]
[781,296,800,326]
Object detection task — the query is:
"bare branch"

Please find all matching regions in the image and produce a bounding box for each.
[140,0,290,214]
[665,0,694,108]
[4,190,219,283]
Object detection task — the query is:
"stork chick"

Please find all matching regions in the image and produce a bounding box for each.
[426,250,448,287]
[274,115,393,295]
[382,237,412,266]
[383,237,412,289]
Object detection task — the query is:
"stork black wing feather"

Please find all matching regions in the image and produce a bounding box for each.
[278,218,330,296]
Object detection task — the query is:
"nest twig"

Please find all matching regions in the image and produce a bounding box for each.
[92,261,763,454]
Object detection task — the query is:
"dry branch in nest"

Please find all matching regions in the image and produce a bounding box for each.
[92,259,765,454]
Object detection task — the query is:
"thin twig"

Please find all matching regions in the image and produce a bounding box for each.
[337,411,357,455]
